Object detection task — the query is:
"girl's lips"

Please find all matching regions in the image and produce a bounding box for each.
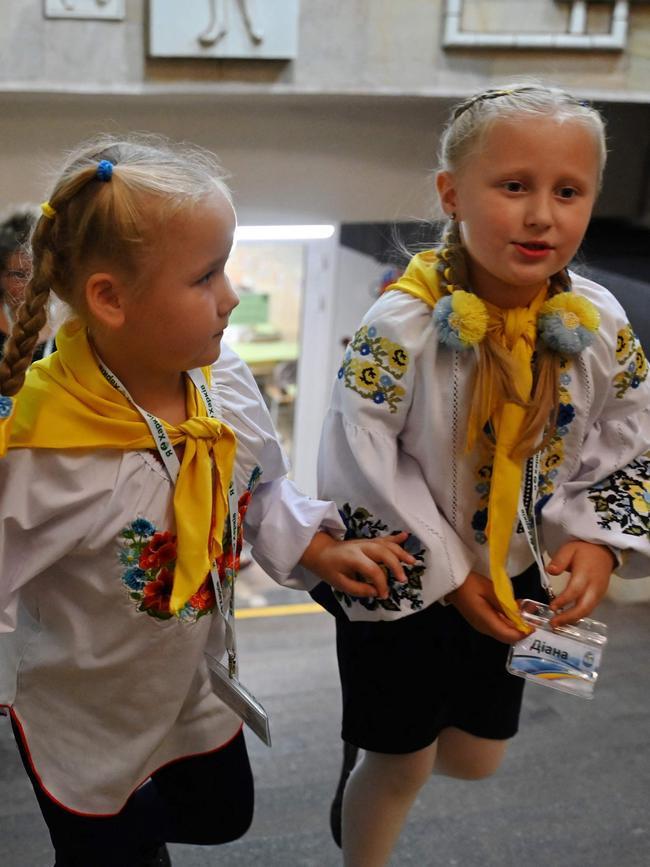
[513,242,553,260]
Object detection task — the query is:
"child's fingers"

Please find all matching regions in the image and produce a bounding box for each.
[334,568,388,599]
[547,540,580,575]
[388,531,409,542]
[363,544,411,583]
[469,605,524,644]
[356,558,391,598]
[549,575,587,612]
[550,586,599,627]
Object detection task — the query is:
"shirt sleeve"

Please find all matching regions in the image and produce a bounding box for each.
[0,449,115,632]
[541,292,650,578]
[317,291,476,621]
[211,345,345,591]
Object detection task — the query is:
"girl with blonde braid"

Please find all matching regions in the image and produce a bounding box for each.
[314,83,650,865]
[0,135,414,867]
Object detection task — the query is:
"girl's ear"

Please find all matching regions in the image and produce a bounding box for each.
[84,272,127,329]
[436,171,459,219]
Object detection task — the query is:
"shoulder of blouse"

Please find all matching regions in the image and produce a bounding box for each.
[356,288,438,359]
[568,270,638,360]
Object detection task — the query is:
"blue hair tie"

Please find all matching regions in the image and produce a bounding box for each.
[96,160,113,182]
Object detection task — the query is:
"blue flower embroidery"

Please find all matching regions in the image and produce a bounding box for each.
[123,567,147,591]
[130,518,156,537]
[0,396,13,419]
[472,508,488,532]
[336,504,426,612]
[557,403,575,427]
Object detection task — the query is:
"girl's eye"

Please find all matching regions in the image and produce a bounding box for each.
[557,186,578,199]
[197,269,217,285]
[503,181,524,193]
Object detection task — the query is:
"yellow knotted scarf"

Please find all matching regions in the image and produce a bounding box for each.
[0,320,236,614]
[387,251,546,632]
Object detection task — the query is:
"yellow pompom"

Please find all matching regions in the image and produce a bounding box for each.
[542,293,600,333]
[451,290,489,345]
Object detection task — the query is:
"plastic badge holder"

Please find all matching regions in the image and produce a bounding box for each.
[507,599,608,699]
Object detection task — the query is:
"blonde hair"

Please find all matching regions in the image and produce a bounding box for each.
[437,83,606,458]
[439,81,607,185]
[0,134,231,397]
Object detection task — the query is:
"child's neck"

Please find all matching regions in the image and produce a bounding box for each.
[476,282,545,309]
[91,335,188,426]
[469,266,547,309]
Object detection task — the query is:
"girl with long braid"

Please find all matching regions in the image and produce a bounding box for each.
[314,83,650,865]
[0,134,414,867]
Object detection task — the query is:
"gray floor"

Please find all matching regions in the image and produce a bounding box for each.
[1,571,649,866]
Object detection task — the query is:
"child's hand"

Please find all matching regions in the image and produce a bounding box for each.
[299,531,417,599]
[446,571,525,644]
[547,540,615,627]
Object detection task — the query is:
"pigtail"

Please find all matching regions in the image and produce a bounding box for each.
[0,281,51,396]
[0,216,57,396]
[0,168,96,397]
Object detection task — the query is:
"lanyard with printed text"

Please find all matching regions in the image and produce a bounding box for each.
[96,358,271,744]
[518,452,554,598]
[96,360,239,659]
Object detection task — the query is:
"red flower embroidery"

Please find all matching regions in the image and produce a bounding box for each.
[188,579,216,612]
[139,531,177,570]
[141,567,174,614]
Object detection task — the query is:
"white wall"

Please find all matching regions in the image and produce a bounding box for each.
[1,94,649,224]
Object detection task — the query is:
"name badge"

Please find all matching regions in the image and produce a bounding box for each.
[206,654,272,746]
[507,599,608,699]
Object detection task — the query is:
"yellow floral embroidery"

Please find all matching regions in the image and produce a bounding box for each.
[630,483,650,517]
[471,457,492,544]
[616,324,633,362]
[588,459,650,537]
[537,358,575,509]
[613,325,648,399]
[379,338,410,377]
[351,358,381,393]
[338,325,409,413]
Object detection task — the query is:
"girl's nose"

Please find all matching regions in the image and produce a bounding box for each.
[218,275,239,316]
[524,194,553,229]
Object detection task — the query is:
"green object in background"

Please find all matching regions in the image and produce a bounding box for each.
[230,293,270,325]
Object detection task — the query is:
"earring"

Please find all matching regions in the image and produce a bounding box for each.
[449,211,457,221]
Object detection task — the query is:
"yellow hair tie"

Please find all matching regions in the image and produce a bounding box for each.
[40,201,56,220]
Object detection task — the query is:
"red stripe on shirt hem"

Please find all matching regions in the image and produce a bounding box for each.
[2,704,244,817]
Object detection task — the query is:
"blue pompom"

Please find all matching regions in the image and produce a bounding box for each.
[538,313,595,355]
[433,296,469,351]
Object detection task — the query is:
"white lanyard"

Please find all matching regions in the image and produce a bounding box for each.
[518,452,554,598]
[97,359,240,672]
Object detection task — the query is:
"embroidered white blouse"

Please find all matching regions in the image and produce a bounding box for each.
[0,345,340,814]
[318,272,650,621]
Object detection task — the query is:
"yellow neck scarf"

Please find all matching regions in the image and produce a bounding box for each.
[1,320,236,615]
[387,252,546,632]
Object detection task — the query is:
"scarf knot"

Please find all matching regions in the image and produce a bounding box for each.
[487,304,538,352]
[176,416,225,441]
